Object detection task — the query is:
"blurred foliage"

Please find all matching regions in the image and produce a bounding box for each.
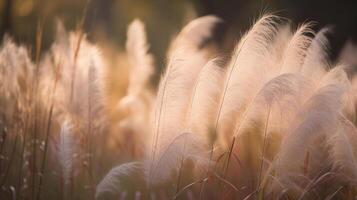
[0,0,196,72]
[1,0,357,71]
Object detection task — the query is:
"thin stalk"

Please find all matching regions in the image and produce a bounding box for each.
[149,62,173,185]
[175,136,187,195]
[223,136,236,175]
[69,34,83,102]
[35,105,53,200]
[213,172,239,192]
[87,68,95,200]
[31,20,44,200]
[325,186,343,200]
[35,21,43,67]
[220,136,236,191]
[199,178,207,200]
[36,61,61,200]
[69,2,88,102]
[303,151,310,176]
[257,105,271,190]
[173,177,208,200]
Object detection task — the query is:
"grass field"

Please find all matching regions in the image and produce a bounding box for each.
[0,13,357,200]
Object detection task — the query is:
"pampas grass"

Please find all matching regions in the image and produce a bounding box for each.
[0,12,357,200]
[116,19,155,158]
[147,15,221,188]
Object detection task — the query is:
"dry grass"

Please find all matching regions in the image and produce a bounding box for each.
[0,14,357,200]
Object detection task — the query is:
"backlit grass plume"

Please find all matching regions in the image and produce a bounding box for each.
[0,12,357,200]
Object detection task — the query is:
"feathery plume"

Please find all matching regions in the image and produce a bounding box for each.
[124,19,154,98]
[272,84,346,193]
[57,120,77,184]
[301,27,331,83]
[96,162,145,200]
[0,37,34,96]
[186,59,225,147]
[147,15,222,186]
[327,116,357,182]
[169,15,223,52]
[280,23,314,74]
[117,19,156,156]
[218,15,281,144]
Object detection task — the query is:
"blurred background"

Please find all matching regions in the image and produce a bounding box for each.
[1,0,357,69]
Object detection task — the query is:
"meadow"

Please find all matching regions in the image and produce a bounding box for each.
[0,13,357,200]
